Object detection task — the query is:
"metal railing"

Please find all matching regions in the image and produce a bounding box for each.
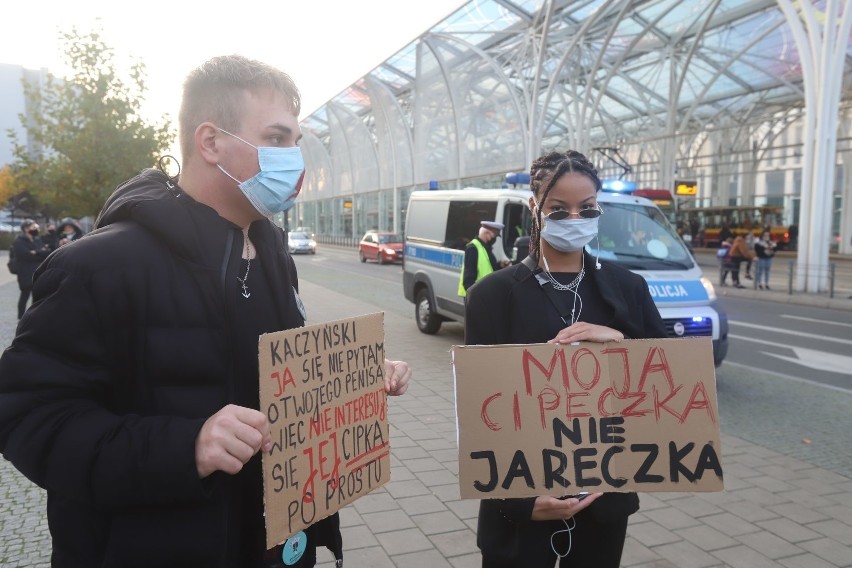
[315,235,358,248]
[704,252,852,301]
[783,260,852,299]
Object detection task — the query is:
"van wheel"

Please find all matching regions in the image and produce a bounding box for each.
[415,289,442,334]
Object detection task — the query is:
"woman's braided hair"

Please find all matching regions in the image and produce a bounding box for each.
[528,150,602,259]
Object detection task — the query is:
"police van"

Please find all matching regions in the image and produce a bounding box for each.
[402,187,729,366]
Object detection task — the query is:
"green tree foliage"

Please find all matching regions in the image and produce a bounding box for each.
[0,166,15,207]
[8,26,173,218]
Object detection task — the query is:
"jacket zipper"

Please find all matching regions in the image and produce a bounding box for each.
[220,228,238,567]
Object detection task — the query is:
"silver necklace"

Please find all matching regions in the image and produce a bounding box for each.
[541,253,585,291]
[237,231,252,299]
[541,254,584,325]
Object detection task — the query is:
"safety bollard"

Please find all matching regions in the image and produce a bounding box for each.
[788,260,794,295]
[829,262,835,299]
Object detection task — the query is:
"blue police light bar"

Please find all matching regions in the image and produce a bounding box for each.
[505,172,531,186]
[601,179,637,192]
[428,180,439,190]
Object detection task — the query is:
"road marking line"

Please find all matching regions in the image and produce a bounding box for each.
[730,333,852,376]
[722,360,851,393]
[760,346,852,375]
[780,314,852,329]
[729,321,852,346]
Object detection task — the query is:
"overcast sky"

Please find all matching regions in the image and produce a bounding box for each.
[2,1,466,133]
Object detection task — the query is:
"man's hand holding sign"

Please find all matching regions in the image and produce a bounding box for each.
[258,313,407,550]
[453,337,723,500]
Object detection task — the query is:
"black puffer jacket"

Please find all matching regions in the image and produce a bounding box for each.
[12,233,50,287]
[0,169,337,567]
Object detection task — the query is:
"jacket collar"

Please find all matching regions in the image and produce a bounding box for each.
[516,252,630,325]
[95,169,280,270]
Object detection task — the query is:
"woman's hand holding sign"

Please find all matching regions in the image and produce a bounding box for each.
[548,322,624,345]
[531,492,602,521]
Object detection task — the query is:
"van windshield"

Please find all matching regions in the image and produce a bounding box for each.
[594,202,694,270]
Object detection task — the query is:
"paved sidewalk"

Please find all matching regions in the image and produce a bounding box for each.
[295,280,852,568]
[691,249,852,312]
[1,272,851,567]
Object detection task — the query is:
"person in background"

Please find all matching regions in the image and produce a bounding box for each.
[627,226,648,249]
[718,236,734,286]
[788,223,798,250]
[464,150,666,568]
[42,223,60,252]
[0,55,411,568]
[727,234,753,289]
[12,219,51,319]
[689,217,699,242]
[754,230,776,290]
[719,221,733,244]
[57,217,84,246]
[743,231,756,280]
[458,220,509,296]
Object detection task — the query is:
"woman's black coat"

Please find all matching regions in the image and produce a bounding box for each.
[464,253,667,562]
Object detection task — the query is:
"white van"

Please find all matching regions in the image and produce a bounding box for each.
[402,188,729,366]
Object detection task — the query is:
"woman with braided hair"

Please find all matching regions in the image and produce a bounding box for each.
[464,149,667,567]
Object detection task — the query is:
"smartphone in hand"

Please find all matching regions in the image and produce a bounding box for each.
[558,492,590,501]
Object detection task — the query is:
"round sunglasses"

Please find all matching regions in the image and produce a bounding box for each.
[541,204,603,220]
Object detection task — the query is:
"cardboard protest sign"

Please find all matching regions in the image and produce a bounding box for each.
[453,337,723,499]
[259,312,390,548]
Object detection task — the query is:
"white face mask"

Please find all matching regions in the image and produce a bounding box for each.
[534,199,601,253]
[540,216,599,252]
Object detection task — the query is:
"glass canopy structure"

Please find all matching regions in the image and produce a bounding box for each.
[294,0,852,290]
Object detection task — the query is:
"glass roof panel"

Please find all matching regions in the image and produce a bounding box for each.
[301,0,850,185]
[382,44,418,84]
[432,0,523,43]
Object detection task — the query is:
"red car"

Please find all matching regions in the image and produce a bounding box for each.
[359,231,404,264]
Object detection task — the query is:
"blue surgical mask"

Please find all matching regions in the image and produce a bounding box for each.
[216,127,305,217]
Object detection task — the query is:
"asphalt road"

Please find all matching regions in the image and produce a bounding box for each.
[718,295,852,391]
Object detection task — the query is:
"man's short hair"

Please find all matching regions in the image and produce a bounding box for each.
[179,55,301,161]
[20,219,35,231]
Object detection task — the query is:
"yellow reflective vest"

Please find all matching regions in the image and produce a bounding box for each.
[458,239,494,297]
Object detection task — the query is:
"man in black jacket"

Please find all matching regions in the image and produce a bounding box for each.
[0,55,410,568]
[12,219,50,319]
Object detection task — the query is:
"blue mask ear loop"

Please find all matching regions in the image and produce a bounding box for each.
[215,127,258,186]
[216,127,258,149]
[550,516,576,559]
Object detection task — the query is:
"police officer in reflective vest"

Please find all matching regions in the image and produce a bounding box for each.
[458,221,507,296]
